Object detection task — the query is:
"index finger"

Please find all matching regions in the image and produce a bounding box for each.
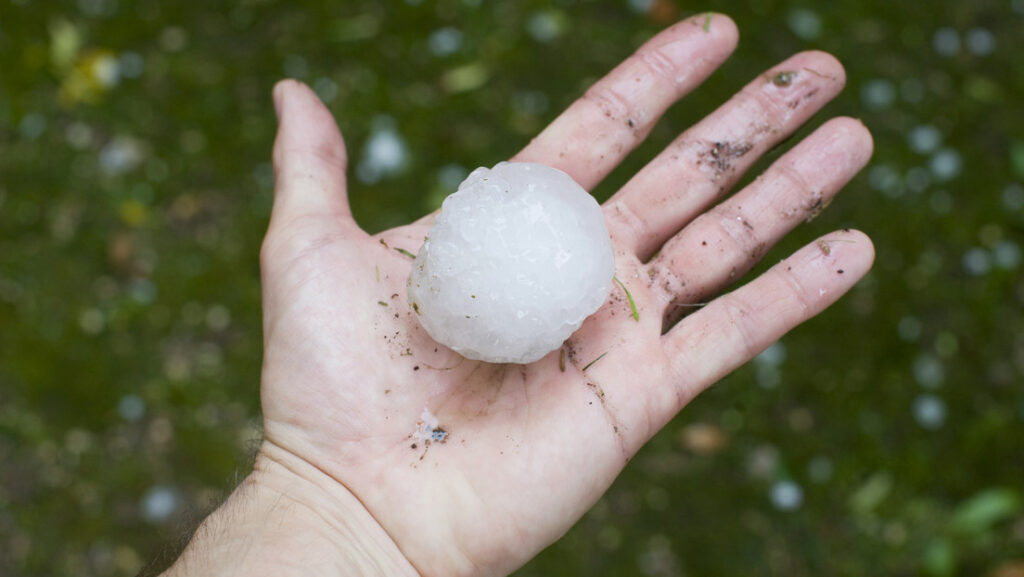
[512,13,738,191]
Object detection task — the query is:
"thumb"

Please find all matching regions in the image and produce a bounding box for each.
[269,79,359,235]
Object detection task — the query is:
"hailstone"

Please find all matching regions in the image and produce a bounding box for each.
[407,161,614,364]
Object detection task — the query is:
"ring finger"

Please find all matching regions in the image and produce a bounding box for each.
[646,117,873,327]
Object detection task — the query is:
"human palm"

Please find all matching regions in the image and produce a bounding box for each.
[257,15,873,577]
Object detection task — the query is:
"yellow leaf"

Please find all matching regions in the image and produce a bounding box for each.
[49,19,82,72]
[119,199,149,227]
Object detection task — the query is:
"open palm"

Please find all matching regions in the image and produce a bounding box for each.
[257,15,873,577]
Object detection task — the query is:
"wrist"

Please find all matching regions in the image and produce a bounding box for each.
[163,441,419,577]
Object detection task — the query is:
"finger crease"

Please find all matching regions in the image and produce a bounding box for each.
[771,160,817,203]
[774,263,813,314]
[648,258,688,305]
[606,199,651,252]
[711,207,765,261]
[637,46,684,87]
[742,83,796,134]
[719,295,761,360]
[584,84,633,124]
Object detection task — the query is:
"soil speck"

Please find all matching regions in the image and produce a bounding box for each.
[772,71,797,87]
[701,141,754,181]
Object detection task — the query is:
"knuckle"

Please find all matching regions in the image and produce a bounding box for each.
[260,216,341,274]
[310,140,349,174]
[743,81,794,127]
[605,199,651,251]
[583,83,634,124]
[708,205,766,261]
[775,264,813,314]
[719,294,761,359]
[646,246,690,303]
[635,46,683,87]
[272,142,348,189]
[771,160,817,200]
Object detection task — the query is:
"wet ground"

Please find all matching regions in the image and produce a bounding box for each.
[1,1,1022,575]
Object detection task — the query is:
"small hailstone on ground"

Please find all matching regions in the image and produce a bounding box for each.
[408,162,614,364]
[412,407,447,445]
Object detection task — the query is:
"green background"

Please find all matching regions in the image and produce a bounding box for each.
[1,0,1022,575]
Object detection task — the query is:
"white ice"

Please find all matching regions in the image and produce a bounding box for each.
[407,162,614,364]
[412,407,447,444]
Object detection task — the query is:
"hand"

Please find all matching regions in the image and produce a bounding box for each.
[167,13,874,577]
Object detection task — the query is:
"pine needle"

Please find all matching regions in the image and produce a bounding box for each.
[582,351,608,372]
[613,276,639,321]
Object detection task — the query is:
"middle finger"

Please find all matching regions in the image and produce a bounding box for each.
[604,50,846,259]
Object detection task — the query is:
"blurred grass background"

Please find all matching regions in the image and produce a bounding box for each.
[1,0,1023,575]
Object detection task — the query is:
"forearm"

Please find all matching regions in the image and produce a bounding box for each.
[162,441,419,577]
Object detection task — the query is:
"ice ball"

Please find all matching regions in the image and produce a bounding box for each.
[408,162,614,364]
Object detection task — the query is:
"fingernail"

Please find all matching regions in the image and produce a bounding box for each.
[272,81,287,120]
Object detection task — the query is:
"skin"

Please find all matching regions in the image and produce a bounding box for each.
[163,13,874,577]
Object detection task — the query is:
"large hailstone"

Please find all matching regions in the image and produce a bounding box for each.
[408,162,614,364]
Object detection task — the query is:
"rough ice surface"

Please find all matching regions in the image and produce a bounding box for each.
[411,407,447,445]
[407,161,614,364]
